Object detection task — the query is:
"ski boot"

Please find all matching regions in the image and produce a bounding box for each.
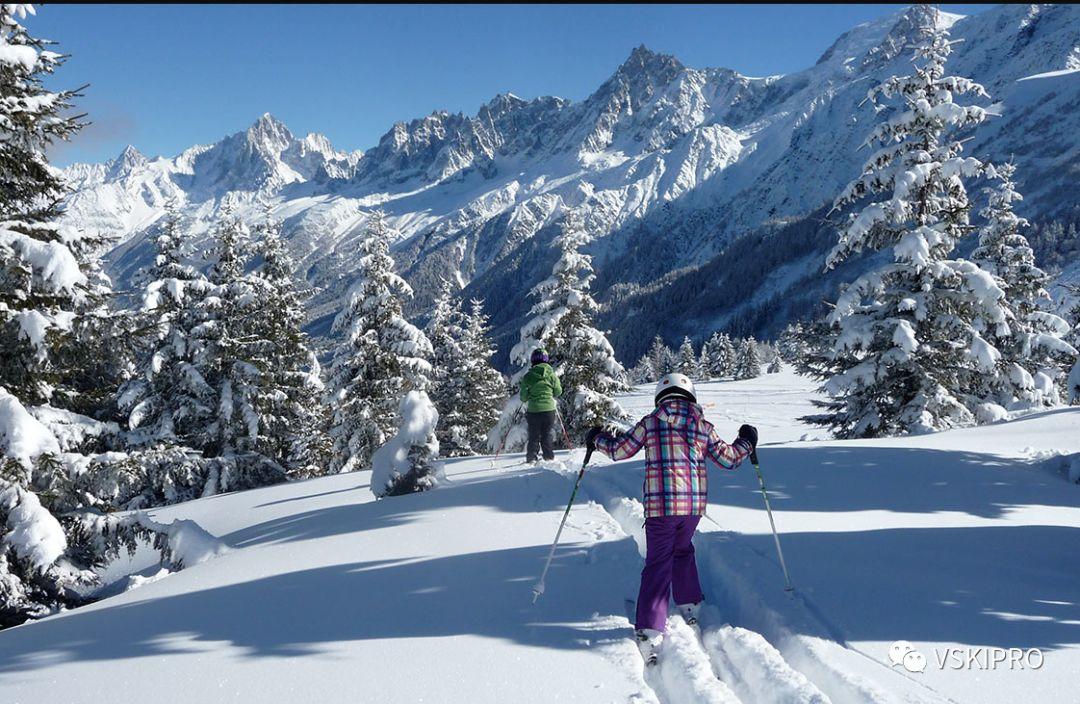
[676,601,703,627]
[635,628,663,666]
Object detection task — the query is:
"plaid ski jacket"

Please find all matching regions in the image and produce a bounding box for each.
[594,398,751,517]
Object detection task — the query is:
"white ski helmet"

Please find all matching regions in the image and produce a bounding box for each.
[654,373,696,405]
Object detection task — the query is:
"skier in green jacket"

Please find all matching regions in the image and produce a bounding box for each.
[520,349,562,463]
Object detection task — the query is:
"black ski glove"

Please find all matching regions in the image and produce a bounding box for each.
[738,424,758,464]
[585,427,604,452]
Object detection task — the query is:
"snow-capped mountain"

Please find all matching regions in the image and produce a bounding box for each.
[62,4,1080,364]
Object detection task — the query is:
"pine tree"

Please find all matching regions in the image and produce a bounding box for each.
[517,213,629,441]
[628,355,655,385]
[675,337,699,378]
[970,163,1076,410]
[810,16,1009,437]
[427,283,504,456]
[328,211,433,473]
[426,280,465,452]
[0,9,87,408]
[1065,285,1080,352]
[777,322,806,364]
[734,338,761,380]
[788,318,840,381]
[0,4,121,627]
[646,335,675,377]
[492,214,628,449]
[700,331,736,379]
[698,338,714,380]
[247,209,331,477]
[125,205,329,492]
[201,206,268,471]
[118,205,216,450]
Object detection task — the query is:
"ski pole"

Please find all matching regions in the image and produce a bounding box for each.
[751,451,793,592]
[554,406,574,450]
[532,446,593,603]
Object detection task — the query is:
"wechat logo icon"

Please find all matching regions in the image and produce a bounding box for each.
[889,641,926,673]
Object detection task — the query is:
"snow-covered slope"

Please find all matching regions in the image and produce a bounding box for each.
[2,369,1078,704]
[62,4,1080,359]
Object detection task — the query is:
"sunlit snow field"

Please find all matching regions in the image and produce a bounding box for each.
[1,368,1078,704]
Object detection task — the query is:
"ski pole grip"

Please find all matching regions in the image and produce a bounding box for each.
[750,449,758,465]
[584,445,595,466]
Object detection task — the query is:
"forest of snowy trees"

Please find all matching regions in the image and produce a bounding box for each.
[794,15,1078,438]
[1,4,1078,630]
[625,333,777,385]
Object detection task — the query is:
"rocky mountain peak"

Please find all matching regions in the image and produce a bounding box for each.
[245,112,294,155]
[610,45,685,95]
[862,4,953,70]
[106,144,148,179]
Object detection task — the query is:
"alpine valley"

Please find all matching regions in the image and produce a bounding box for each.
[61,4,1080,365]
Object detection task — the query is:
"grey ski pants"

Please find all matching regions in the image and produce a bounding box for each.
[526,410,557,462]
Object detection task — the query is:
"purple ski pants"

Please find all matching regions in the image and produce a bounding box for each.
[635,515,704,632]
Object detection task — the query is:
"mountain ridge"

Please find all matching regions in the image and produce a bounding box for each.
[61,4,1080,365]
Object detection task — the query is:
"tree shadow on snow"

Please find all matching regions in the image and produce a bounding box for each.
[696,523,1080,652]
[0,466,641,673]
[0,536,639,673]
[227,468,583,548]
[703,443,1077,519]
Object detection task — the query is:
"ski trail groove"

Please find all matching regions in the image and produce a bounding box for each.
[648,617,742,704]
[577,464,937,704]
[583,470,825,703]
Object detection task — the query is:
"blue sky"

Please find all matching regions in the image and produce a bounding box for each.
[35,4,990,166]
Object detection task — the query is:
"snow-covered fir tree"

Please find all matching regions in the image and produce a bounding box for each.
[1066,287,1080,350]
[700,331,736,380]
[201,206,271,478]
[118,205,216,451]
[492,213,628,449]
[122,205,331,491]
[970,163,1076,409]
[809,16,1011,437]
[427,281,504,456]
[247,209,331,477]
[0,11,88,408]
[768,357,783,374]
[733,337,762,380]
[646,335,675,378]
[675,337,699,378]
[788,318,842,381]
[327,211,433,473]
[371,390,441,497]
[698,337,716,380]
[519,213,628,440]
[459,299,507,450]
[0,5,167,628]
[777,322,808,364]
[628,355,655,385]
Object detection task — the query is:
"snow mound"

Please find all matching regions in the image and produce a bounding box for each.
[136,514,229,569]
[370,390,442,497]
[975,402,1009,425]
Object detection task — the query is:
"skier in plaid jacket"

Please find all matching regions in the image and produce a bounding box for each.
[586,373,757,652]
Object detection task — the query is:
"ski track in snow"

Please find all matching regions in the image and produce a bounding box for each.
[566,462,955,704]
